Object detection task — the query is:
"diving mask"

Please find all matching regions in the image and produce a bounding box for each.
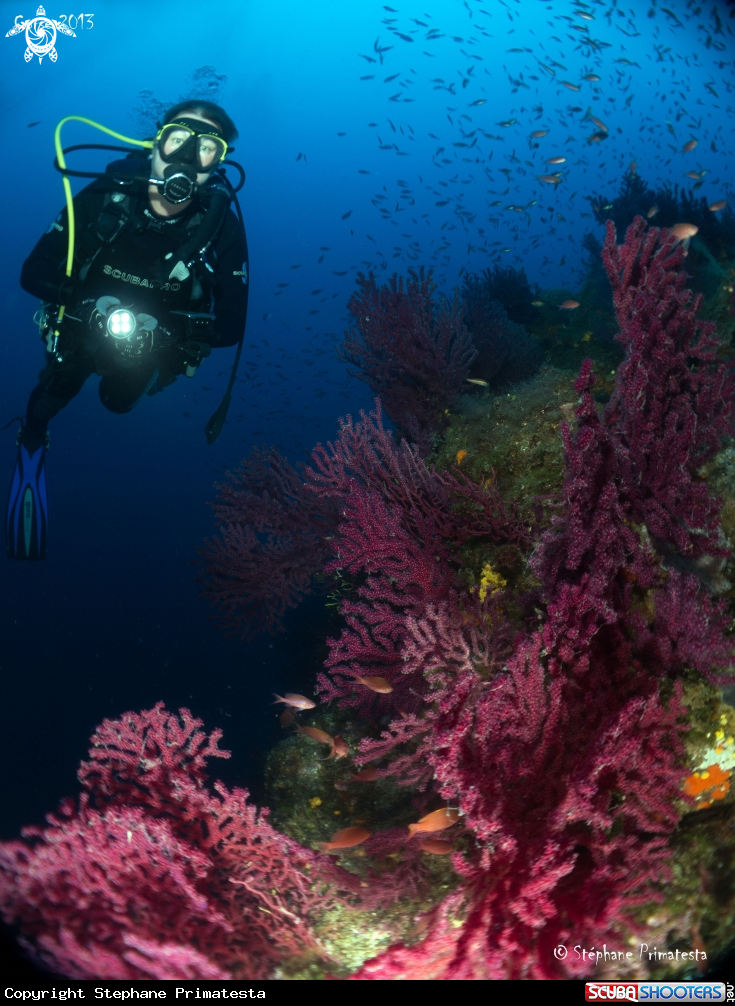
[152,118,228,203]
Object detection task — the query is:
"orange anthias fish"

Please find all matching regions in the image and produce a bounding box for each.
[669,223,699,242]
[456,449,468,465]
[298,725,334,746]
[547,156,567,164]
[559,300,580,310]
[529,129,549,139]
[317,826,372,851]
[646,205,659,219]
[328,735,350,760]
[538,173,563,185]
[280,708,297,729]
[354,675,394,694]
[273,692,316,710]
[420,838,455,855]
[589,115,608,132]
[682,138,698,153]
[685,171,703,180]
[709,200,727,212]
[350,767,379,782]
[408,807,460,836]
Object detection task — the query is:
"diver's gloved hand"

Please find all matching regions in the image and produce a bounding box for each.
[179,340,212,372]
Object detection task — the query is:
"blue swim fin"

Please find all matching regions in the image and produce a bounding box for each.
[6,439,48,560]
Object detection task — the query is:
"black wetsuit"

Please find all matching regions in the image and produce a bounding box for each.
[20,170,248,440]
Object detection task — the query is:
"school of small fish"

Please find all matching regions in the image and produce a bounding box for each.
[210,0,731,463]
[244,1,733,851]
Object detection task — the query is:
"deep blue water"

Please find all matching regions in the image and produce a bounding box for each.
[0,0,734,977]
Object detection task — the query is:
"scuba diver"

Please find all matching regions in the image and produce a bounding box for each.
[6,100,249,560]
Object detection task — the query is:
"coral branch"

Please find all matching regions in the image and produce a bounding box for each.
[0,706,358,980]
[197,448,340,639]
[342,268,476,451]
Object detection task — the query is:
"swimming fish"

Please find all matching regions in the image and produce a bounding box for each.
[350,767,379,782]
[279,708,297,729]
[420,838,454,855]
[408,808,460,836]
[559,300,580,310]
[531,300,545,307]
[546,156,567,164]
[709,200,727,212]
[273,692,316,710]
[669,223,698,242]
[561,81,581,91]
[538,174,563,185]
[329,735,350,759]
[298,725,334,746]
[466,378,489,386]
[529,129,549,139]
[354,675,394,693]
[317,826,372,851]
[646,205,659,219]
[682,139,698,153]
[582,74,601,81]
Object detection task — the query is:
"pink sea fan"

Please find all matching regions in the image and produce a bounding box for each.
[198,448,340,639]
[0,705,358,980]
[311,403,528,713]
[602,216,734,560]
[342,268,476,451]
[0,802,233,980]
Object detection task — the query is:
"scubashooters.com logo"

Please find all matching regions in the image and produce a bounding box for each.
[5,6,81,63]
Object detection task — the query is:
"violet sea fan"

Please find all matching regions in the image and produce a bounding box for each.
[0,704,359,980]
[341,268,476,452]
[308,403,528,713]
[349,220,734,978]
[461,277,541,388]
[197,448,340,639]
[602,216,734,561]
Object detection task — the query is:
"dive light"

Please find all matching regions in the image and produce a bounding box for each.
[106,307,137,339]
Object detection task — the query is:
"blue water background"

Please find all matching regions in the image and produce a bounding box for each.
[0,0,733,839]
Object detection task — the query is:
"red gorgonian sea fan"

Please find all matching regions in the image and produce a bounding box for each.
[346,218,734,978]
[0,704,358,980]
[307,401,530,715]
[341,267,476,452]
[197,447,340,639]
